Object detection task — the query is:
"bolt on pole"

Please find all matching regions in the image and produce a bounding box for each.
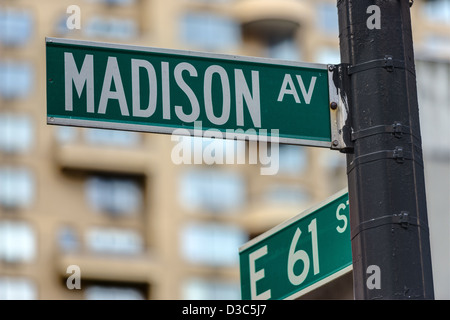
[336,0,434,299]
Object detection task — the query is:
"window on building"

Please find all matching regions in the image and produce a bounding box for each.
[319,149,347,191]
[84,16,138,40]
[320,148,346,171]
[278,145,308,175]
[85,285,145,300]
[54,15,70,36]
[180,12,241,51]
[85,176,143,216]
[263,184,310,206]
[55,126,78,144]
[57,225,80,253]
[182,278,241,300]
[416,59,450,156]
[86,227,144,255]
[0,8,33,47]
[179,169,246,214]
[423,0,450,24]
[0,61,33,99]
[187,0,233,3]
[0,167,35,210]
[0,221,36,263]
[0,113,33,154]
[0,277,37,300]
[86,0,136,5]
[265,38,301,61]
[316,47,341,65]
[422,34,450,56]
[83,128,140,148]
[181,222,248,267]
[317,3,339,36]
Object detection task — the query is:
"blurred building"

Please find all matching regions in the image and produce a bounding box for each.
[0,0,448,300]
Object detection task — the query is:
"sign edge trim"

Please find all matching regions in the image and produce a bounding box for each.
[45,37,329,71]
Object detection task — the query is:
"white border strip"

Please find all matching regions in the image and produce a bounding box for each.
[239,188,348,252]
[46,37,328,71]
[47,117,332,148]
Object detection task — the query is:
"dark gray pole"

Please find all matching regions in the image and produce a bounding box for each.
[336,0,434,299]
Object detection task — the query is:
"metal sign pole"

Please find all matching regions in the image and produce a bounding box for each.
[335,0,434,299]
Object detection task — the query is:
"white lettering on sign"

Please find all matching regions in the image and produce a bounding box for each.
[287,218,320,287]
[132,58,157,118]
[336,199,349,233]
[63,53,265,128]
[174,62,200,123]
[249,245,271,300]
[204,65,230,125]
[64,52,94,112]
[235,70,260,128]
[277,74,317,104]
[161,61,171,120]
[98,56,129,116]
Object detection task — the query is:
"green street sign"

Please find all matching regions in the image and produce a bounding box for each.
[239,189,352,300]
[46,38,337,147]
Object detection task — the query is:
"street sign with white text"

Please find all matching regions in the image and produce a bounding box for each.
[239,189,352,300]
[46,37,336,147]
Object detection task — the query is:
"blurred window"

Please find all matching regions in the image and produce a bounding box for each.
[278,145,307,175]
[57,225,80,252]
[180,12,241,50]
[85,285,144,300]
[317,3,339,36]
[265,39,301,61]
[0,61,33,99]
[55,16,70,36]
[320,148,346,171]
[181,222,248,267]
[83,128,140,148]
[263,184,310,206]
[86,227,144,255]
[187,0,232,3]
[316,47,340,65]
[86,0,136,5]
[0,113,33,154]
[182,278,241,300]
[0,277,37,300]
[423,0,450,24]
[416,59,450,156]
[179,169,245,213]
[422,34,450,56]
[0,8,33,47]
[84,16,138,40]
[55,126,78,144]
[85,176,143,216]
[0,221,36,263]
[0,167,35,209]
